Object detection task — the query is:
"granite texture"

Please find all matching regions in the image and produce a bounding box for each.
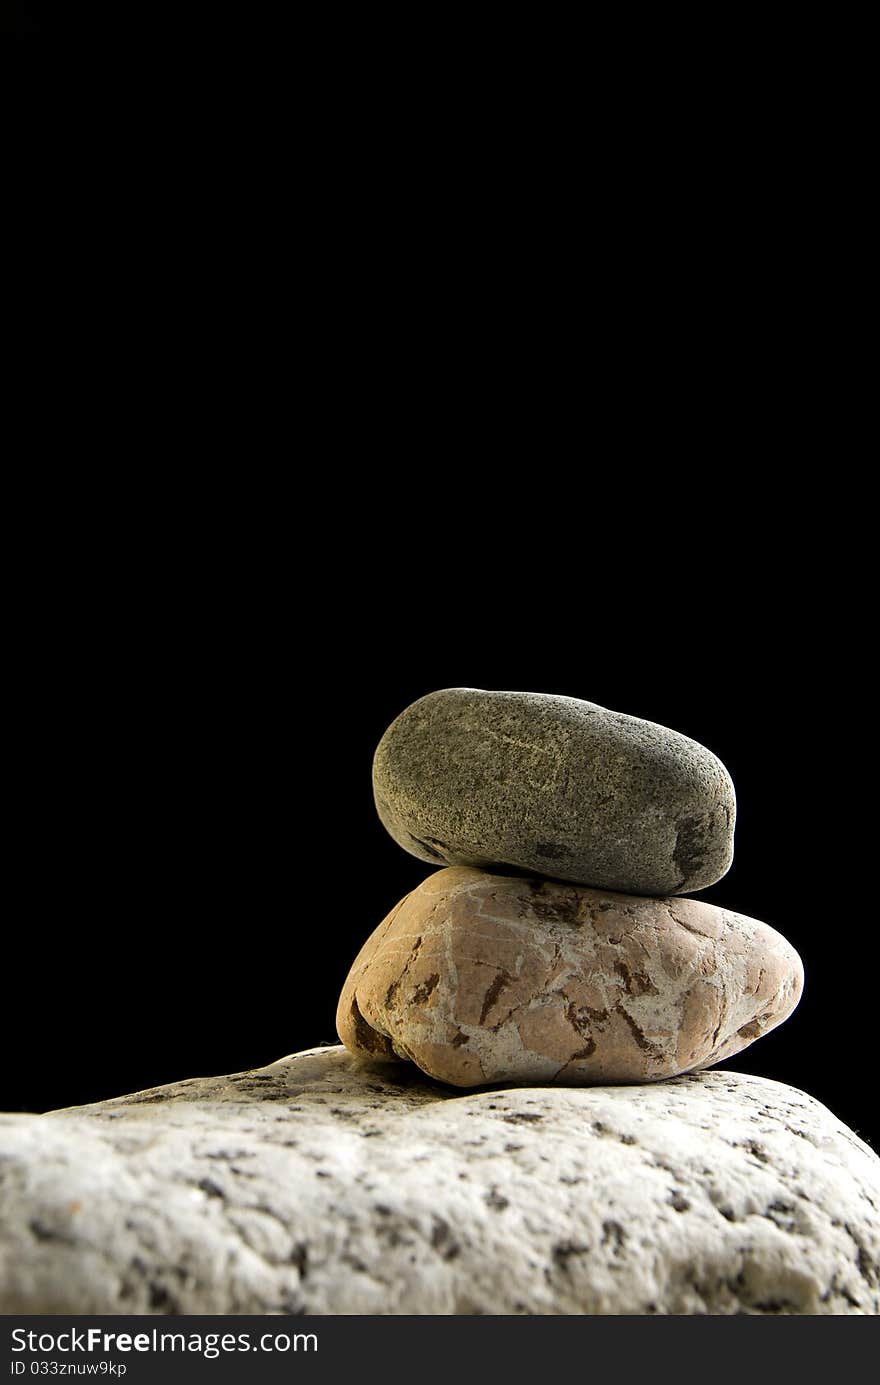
[373,688,736,894]
[0,1049,877,1315]
[336,868,803,1087]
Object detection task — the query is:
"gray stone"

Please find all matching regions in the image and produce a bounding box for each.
[0,1048,877,1315]
[373,689,736,894]
[336,867,804,1087]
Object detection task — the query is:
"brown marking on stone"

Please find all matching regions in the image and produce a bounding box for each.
[737,1019,763,1040]
[564,1000,598,1047]
[617,1006,664,1058]
[411,974,440,1005]
[349,996,396,1058]
[532,892,580,923]
[614,961,658,996]
[480,970,514,1025]
[667,905,714,939]
[385,935,423,1008]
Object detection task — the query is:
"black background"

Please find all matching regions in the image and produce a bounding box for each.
[6,3,241,31]
[6,548,875,1153]
[1,33,871,1147]
[6,2,66,32]
[6,3,147,31]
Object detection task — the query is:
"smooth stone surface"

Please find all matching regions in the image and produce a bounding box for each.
[337,868,803,1087]
[373,688,736,894]
[0,1049,877,1315]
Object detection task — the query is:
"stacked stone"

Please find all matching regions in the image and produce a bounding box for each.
[4,688,878,1318]
[337,689,803,1088]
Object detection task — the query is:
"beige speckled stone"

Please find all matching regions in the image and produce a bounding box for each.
[336,868,803,1087]
[2,1051,878,1314]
